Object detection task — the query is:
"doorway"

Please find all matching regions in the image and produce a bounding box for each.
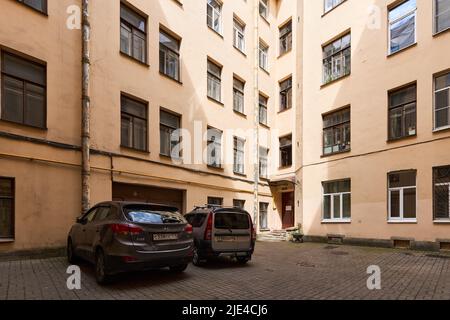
[281,192,295,229]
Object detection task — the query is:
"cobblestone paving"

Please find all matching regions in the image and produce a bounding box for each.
[1,242,450,300]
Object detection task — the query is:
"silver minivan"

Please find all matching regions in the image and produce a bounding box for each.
[184,205,256,265]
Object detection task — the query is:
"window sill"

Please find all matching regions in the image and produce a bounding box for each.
[0,238,15,243]
[321,149,351,158]
[322,219,351,224]
[260,15,270,26]
[234,172,247,178]
[171,0,183,8]
[233,110,247,118]
[0,119,48,131]
[278,107,293,115]
[386,134,417,143]
[233,46,247,58]
[159,153,182,161]
[159,72,182,85]
[387,42,417,58]
[260,67,270,76]
[17,2,48,16]
[207,26,224,39]
[278,165,293,170]
[207,96,224,106]
[207,164,224,171]
[434,219,450,224]
[259,122,270,129]
[433,125,450,134]
[120,145,150,155]
[120,51,150,67]
[321,73,351,89]
[433,27,450,38]
[387,219,417,224]
[278,49,292,59]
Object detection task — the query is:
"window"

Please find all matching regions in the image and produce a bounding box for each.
[434,72,450,130]
[233,18,246,53]
[233,137,245,175]
[434,0,450,34]
[279,20,292,55]
[207,127,222,168]
[388,84,416,140]
[388,0,416,55]
[259,202,269,230]
[323,107,350,155]
[280,77,292,111]
[322,33,351,84]
[1,52,46,128]
[120,4,147,63]
[259,41,269,71]
[279,135,292,168]
[324,0,345,13]
[259,0,269,19]
[388,171,416,221]
[322,180,351,222]
[207,0,222,34]
[259,94,268,125]
[259,147,269,179]
[233,199,245,209]
[121,95,148,152]
[208,197,223,206]
[207,60,222,102]
[159,30,180,81]
[160,110,181,158]
[0,178,14,239]
[16,0,47,13]
[433,166,450,220]
[233,77,245,114]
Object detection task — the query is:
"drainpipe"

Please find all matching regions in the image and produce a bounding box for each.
[81,0,91,213]
[253,0,260,228]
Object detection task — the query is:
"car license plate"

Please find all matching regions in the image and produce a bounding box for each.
[153,233,178,241]
[217,236,238,242]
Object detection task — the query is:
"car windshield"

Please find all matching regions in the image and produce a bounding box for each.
[214,212,250,230]
[123,205,186,224]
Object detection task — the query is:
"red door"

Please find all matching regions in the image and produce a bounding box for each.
[282,192,295,229]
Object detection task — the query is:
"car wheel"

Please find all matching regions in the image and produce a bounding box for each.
[236,256,250,264]
[192,245,204,267]
[67,238,78,264]
[95,249,111,285]
[169,264,188,273]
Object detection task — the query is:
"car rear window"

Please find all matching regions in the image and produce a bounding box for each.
[214,212,250,230]
[123,205,186,224]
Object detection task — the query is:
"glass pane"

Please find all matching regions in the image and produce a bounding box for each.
[390,85,416,108]
[121,96,146,118]
[389,171,416,188]
[435,89,449,110]
[343,193,351,218]
[121,116,132,148]
[160,126,171,156]
[436,107,450,129]
[436,0,450,32]
[120,24,132,55]
[434,184,449,219]
[3,77,24,123]
[389,108,403,139]
[435,72,450,91]
[259,203,268,229]
[333,195,341,219]
[389,0,416,21]
[25,83,45,128]
[0,199,13,238]
[121,4,146,32]
[0,179,12,197]
[132,31,146,62]
[403,188,416,218]
[160,110,179,129]
[404,103,416,136]
[323,195,331,220]
[159,31,179,52]
[23,0,46,12]
[133,118,147,151]
[3,53,45,85]
[390,13,416,53]
[390,190,401,218]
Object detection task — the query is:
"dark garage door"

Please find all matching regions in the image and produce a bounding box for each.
[112,182,185,213]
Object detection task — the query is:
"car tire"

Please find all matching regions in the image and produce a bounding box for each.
[192,245,204,267]
[169,264,188,273]
[95,249,111,285]
[67,238,78,265]
[236,256,250,264]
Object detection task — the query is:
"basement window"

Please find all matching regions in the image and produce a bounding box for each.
[0,178,14,240]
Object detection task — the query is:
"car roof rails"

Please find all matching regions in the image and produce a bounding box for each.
[194,204,244,211]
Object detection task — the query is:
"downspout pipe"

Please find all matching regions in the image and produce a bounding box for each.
[81,0,91,213]
[253,0,260,228]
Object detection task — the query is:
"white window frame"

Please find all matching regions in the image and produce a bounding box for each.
[433,0,450,35]
[322,190,351,223]
[207,0,223,35]
[259,0,269,19]
[434,182,450,221]
[324,0,344,13]
[434,74,450,131]
[388,1,417,55]
[388,174,417,222]
[259,41,269,71]
[233,18,246,53]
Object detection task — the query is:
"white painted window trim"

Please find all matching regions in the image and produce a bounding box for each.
[433,0,450,35]
[388,185,417,221]
[322,191,351,222]
[388,4,417,55]
[207,0,223,35]
[434,84,450,130]
[233,19,246,53]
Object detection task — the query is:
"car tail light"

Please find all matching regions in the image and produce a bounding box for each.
[110,223,143,236]
[204,213,213,241]
[252,223,257,241]
[185,224,193,234]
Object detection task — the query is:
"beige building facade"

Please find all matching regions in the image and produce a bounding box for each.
[0,0,448,253]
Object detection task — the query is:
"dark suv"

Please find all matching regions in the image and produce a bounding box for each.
[185,206,256,265]
[67,202,194,284]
